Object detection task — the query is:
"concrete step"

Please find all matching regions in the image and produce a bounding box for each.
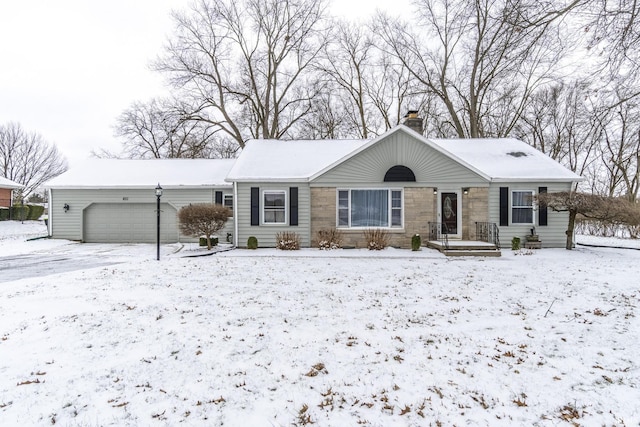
[442,249,502,257]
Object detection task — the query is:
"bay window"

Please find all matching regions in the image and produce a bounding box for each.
[337,189,403,228]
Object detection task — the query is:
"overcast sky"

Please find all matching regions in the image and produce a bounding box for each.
[0,0,410,168]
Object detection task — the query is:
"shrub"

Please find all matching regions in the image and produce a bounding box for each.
[199,237,218,247]
[411,234,421,251]
[247,236,258,249]
[317,228,343,250]
[511,236,521,251]
[178,203,230,250]
[27,204,45,220]
[10,205,29,221]
[363,228,389,250]
[276,231,301,250]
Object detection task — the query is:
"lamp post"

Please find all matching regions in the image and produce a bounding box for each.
[155,183,163,260]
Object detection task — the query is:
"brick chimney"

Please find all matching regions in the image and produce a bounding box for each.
[402,110,423,135]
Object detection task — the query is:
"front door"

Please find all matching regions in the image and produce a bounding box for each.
[440,192,459,237]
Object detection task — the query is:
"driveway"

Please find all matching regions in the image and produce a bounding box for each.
[0,253,122,283]
[0,242,186,283]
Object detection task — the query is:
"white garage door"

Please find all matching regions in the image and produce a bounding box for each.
[83,203,178,243]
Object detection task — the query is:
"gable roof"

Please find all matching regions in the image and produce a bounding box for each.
[225,138,367,182]
[0,176,24,189]
[45,159,235,189]
[228,125,582,183]
[429,137,584,182]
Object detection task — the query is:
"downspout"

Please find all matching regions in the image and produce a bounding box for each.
[233,181,239,247]
[47,188,52,236]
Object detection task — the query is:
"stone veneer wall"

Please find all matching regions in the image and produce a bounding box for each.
[310,187,436,249]
[461,187,489,240]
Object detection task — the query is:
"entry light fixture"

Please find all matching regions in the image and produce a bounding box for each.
[433,188,438,195]
[63,203,70,212]
[463,188,469,195]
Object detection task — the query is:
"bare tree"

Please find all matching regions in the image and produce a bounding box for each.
[516,81,602,182]
[0,122,68,197]
[376,0,582,138]
[318,21,377,138]
[587,0,640,78]
[110,98,230,159]
[178,203,231,250]
[596,90,640,201]
[154,0,329,148]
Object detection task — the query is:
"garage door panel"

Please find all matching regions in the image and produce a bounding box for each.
[84,203,178,243]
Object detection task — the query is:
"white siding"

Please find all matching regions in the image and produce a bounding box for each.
[489,182,573,248]
[313,132,488,186]
[235,183,310,248]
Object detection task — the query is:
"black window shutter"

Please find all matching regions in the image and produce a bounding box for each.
[250,187,259,226]
[538,187,548,226]
[289,187,298,226]
[499,187,509,226]
[215,191,223,205]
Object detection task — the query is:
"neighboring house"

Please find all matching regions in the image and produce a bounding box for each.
[45,116,583,249]
[227,119,583,249]
[45,159,235,243]
[0,176,23,210]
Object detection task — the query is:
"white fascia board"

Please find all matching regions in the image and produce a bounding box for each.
[47,185,233,190]
[490,177,586,183]
[227,178,309,184]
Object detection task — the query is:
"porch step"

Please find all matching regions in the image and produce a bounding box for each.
[442,249,502,257]
[427,240,501,257]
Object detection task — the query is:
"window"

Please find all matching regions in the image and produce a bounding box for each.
[263,191,286,224]
[337,189,403,228]
[224,194,233,215]
[512,190,534,224]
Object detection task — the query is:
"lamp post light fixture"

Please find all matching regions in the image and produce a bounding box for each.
[155,183,163,261]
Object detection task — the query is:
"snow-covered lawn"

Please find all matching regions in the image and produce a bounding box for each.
[1,221,639,426]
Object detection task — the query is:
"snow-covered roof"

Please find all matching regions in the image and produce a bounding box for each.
[45,159,235,188]
[226,139,368,182]
[428,138,584,182]
[227,127,582,183]
[0,176,23,189]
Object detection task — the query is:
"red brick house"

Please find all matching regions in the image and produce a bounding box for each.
[0,177,23,210]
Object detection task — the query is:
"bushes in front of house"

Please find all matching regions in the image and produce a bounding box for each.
[411,234,421,251]
[363,228,389,250]
[511,236,521,251]
[317,228,343,250]
[247,236,258,249]
[199,237,219,247]
[276,231,301,250]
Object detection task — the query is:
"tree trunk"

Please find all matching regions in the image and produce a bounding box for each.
[565,209,577,250]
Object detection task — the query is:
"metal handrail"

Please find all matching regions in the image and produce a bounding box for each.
[475,222,500,248]
[428,222,450,250]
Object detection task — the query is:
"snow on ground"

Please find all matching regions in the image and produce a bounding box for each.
[0,221,639,426]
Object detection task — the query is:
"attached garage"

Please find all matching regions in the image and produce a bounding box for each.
[83,203,178,243]
[46,159,236,244]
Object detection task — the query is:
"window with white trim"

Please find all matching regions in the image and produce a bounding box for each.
[263,191,286,224]
[337,189,403,228]
[223,194,233,215]
[512,190,534,224]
